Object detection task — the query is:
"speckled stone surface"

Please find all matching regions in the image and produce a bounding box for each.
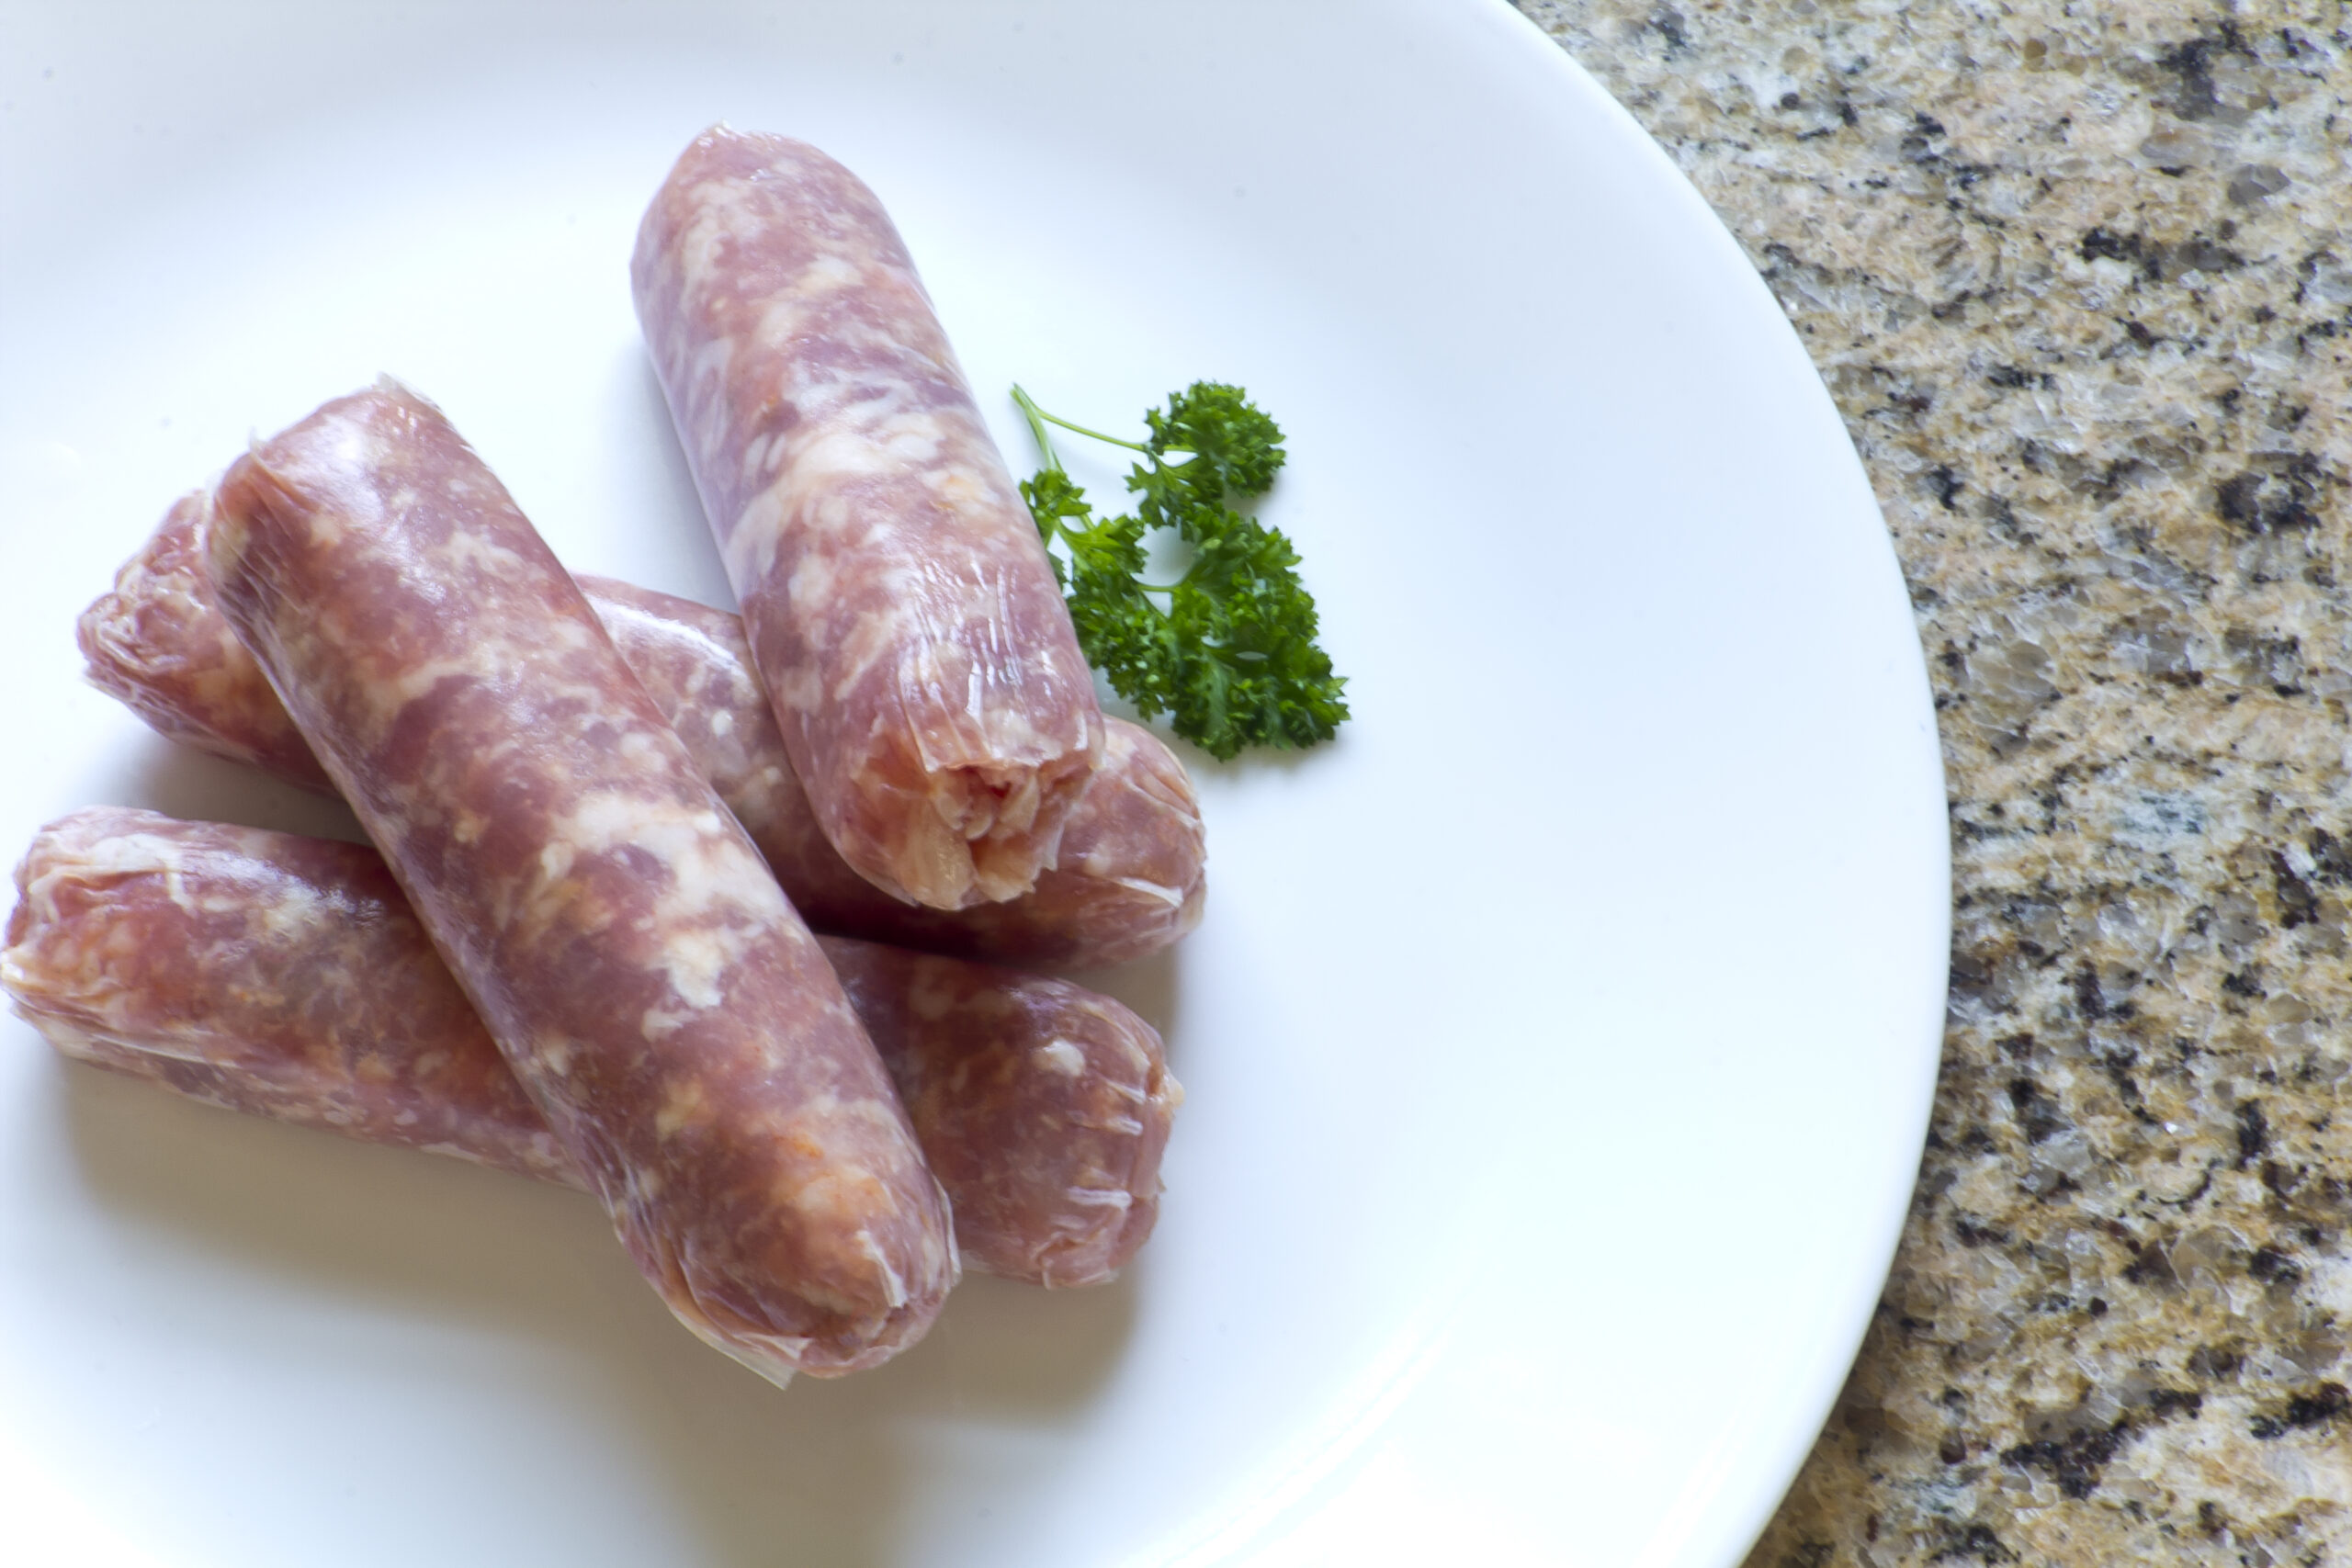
[1513,2,2352,1562]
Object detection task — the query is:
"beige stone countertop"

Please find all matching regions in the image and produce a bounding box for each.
[1513,2,2352,1563]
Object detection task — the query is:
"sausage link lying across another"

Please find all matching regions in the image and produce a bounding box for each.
[633,126,1103,910]
[1,809,1178,1287]
[80,495,1205,969]
[203,378,954,1381]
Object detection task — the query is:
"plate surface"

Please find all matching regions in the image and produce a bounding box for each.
[0,3,1949,1564]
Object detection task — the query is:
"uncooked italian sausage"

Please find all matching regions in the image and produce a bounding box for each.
[81,498,1204,968]
[77,491,332,787]
[633,126,1102,910]
[2,808,1177,1287]
[203,379,954,1382]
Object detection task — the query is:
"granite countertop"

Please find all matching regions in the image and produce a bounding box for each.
[1515,2,2352,1562]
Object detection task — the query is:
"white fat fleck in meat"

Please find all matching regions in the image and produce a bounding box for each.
[677,180,775,276]
[542,790,783,1010]
[786,551,838,617]
[1062,1186,1135,1210]
[640,1003,695,1040]
[655,925,759,1011]
[925,462,1002,513]
[615,728,666,769]
[771,1096,917,1216]
[559,794,724,886]
[811,488,855,536]
[385,651,499,709]
[789,426,916,487]
[877,423,944,468]
[253,878,330,941]
[368,613,595,734]
[1033,1039,1087,1077]
[773,663,822,715]
[723,489,788,582]
[754,295,820,353]
[707,710,734,738]
[654,1077,710,1138]
[436,527,537,585]
[797,253,863,294]
[907,976,956,1022]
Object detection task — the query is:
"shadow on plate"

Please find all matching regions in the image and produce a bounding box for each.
[1059,942,1187,1074]
[623,351,741,610]
[55,1055,1142,1568]
[117,730,365,843]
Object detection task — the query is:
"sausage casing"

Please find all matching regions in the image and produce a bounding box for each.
[633,126,1103,910]
[2,808,1177,1286]
[203,379,954,1380]
[81,498,1205,968]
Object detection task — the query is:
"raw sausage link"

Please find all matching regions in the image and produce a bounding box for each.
[77,491,331,790]
[82,499,1204,968]
[1,808,1178,1286]
[588,577,1198,967]
[825,940,1177,1288]
[633,126,1103,910]
[204,379,954,1382]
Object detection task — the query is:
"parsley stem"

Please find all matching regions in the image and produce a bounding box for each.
[1010,385,1148,453]
[1038,412,1148,451]
[1010,385,1066,472]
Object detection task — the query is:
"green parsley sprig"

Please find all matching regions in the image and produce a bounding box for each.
[1012,381,1348,761]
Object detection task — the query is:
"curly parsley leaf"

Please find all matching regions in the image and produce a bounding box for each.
[1013,382,1347,761]
[1144,382,1287,509]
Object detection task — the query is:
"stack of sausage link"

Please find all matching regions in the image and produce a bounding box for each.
[0,128,1200,1387]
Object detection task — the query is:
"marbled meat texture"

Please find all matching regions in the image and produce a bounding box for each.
[632,125,1103,911]
[2,808,1179,1287]
[78,491,332,789]
[81,498,1204,968]
[201,378,954,1382]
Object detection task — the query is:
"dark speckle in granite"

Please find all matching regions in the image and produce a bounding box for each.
[1518,1,2352,1562]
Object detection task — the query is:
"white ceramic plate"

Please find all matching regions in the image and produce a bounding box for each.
[0,3,1949,1564]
